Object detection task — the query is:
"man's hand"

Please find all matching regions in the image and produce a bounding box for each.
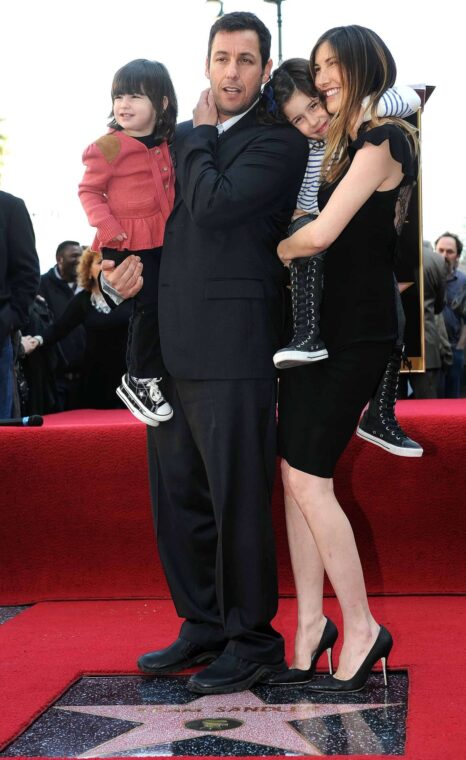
[101,256,143,299]
[193,88,218,127]
[21,335,39,354]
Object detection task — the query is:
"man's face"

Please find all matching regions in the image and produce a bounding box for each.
[435,236,459,271]
[58,244,82,282]
[206,30,272,123]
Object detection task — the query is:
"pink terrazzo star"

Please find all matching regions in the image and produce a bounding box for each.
[57,690,395,757]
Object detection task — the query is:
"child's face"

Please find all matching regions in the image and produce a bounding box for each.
[282,91,330,140]
[113,92,157,136]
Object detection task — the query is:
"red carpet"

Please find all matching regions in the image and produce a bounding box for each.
[1,402,466,603]
[0,596,465,759]
[1,404,466,757]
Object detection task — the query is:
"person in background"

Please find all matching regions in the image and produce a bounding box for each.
[79,58,177,426]
[409,241,448,398]
[39,240,86,410]
[435,232,466,397]
[19,295,60,414]
[0,190,40,418]
[27,248,131,410]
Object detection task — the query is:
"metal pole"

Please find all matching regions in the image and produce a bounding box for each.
[277,0,283,63]
[264,0,285,64]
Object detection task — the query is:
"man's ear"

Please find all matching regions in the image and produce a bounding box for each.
[262,59,273,84]
[205,56,210,80]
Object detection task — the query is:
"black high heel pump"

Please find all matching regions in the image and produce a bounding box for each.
[306,624,393,693]
[267,617,338,685]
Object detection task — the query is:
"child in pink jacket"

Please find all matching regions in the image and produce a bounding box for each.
[79,59,177,425]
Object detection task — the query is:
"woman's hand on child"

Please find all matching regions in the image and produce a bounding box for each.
[193,89,218,127]
[111,233,128,242]
[101,256,143,299]
[277,239,293,266]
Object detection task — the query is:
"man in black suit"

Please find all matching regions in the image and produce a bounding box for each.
[39,240,86,410]
[104,11,308,694]
[0,191,40,417]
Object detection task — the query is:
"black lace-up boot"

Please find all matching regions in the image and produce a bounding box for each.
[273,254,328,369]
[357,346,423,457]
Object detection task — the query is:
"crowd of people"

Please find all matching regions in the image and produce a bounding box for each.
[1,11,466,697]
[2,239,130,417]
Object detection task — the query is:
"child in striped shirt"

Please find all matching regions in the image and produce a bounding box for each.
[262,59,423,456]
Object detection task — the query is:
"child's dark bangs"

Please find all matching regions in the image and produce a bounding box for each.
[112,71,145,99]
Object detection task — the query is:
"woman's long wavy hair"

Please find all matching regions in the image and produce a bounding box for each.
[77,248,101,292]
[310,25,418,184]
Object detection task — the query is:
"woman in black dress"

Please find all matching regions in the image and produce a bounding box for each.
[31,248,131,409]
[270,26,418,692]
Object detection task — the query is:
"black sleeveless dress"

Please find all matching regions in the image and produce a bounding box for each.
[278,124,417,478]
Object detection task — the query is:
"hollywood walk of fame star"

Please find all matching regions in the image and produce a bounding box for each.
[57,690,397,757]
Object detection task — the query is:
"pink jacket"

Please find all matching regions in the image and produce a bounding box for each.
[78,130,175,251]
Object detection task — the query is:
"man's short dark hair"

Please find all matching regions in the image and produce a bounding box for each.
[56,241,81,259]
[435,232,463,257]
[207,11,271,69]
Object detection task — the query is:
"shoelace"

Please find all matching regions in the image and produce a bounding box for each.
[376,360,409,439]
[291,264,318,337]
[147,378,163,403]
[378,391,408,439]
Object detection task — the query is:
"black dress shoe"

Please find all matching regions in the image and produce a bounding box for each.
[186,652,287,694]
[306,625,393,693]
[137,637,224,675]
[266,617,339,685]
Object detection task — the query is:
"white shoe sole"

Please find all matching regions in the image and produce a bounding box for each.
[273,348,328,369]
[121,375,173,422]
[116,385,159,427]
[356,427,423,457]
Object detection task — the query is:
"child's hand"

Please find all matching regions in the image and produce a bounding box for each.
[291,210,308,221]
[193,88,218,127]
[111,233,128,242]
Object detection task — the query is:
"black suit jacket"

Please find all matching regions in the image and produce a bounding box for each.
[39,269,86,373]
[0,191,40,342]
[159,108,309,380]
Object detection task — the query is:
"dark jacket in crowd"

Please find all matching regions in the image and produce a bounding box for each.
[21,295,60,414]
[42,289,131,409]
[39,267,86,374]
[0,191,40,342]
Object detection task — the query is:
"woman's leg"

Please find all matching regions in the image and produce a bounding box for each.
[284,461,380,680]
[281,460,327,669]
